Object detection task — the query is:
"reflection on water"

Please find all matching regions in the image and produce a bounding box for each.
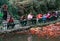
[0,33,60,41]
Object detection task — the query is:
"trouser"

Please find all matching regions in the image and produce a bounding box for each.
[3,15,7,20]
[3,11,7,20]
[38,19,42,23]
[20,20,27,26]
[27,20,32,25]
[43,20,46,23]
[47,18,50,22]
[50,16,57,21]
[31,19,36,25]
[7,23,15,29]
[42,18,46,23]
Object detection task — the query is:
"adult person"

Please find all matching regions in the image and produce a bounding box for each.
[22,15,27,26]
[27,12,33,20]
[36,13,43,23]
[46,12,51,21]
[27,12,33,25]
[20,15,24,26]
[20,15,27,26]
[55,11,59,17]
[42,14,47,23]
[2,4,8,20]
[50,12,57,21]
[57,11,60,18]
[31,15,36,25]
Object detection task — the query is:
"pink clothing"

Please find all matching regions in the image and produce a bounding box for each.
[46,13,51,18]
[27,14,33,20]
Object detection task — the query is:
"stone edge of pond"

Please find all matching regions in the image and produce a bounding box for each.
[0,19,60,34]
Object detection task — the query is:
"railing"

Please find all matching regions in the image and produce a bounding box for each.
[17,17,60,26]
[0,17,60,33]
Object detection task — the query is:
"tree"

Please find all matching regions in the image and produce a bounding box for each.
[0,0,8,7]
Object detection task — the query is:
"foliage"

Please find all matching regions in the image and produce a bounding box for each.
[0,0,60,18]
[0,0,8,7]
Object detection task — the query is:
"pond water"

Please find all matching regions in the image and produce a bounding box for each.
[0,33,60,41]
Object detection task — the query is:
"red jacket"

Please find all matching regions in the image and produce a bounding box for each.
[36,14,43,19]
[8,18,14,23]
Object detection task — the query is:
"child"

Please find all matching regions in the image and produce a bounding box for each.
[7,16,15,29]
